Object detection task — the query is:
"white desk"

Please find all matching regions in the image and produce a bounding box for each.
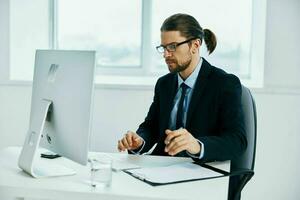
[0,147,230,200]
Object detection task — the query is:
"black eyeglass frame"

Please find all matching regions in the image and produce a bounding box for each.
[156,37,198,53]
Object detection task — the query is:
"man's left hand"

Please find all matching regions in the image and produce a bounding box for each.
[164,129,201,156]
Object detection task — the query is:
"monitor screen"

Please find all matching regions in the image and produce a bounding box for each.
[18,49,96,177]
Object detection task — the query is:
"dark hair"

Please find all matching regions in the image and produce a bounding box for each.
[160,13,217,54]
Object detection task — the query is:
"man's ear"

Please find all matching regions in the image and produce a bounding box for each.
[194,39,201,49]
[192,39,201,54]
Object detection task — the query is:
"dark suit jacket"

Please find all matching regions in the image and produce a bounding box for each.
[136,58,247,162]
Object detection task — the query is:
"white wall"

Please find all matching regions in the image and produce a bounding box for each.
[243,1,300,199]
[0,0,300,199]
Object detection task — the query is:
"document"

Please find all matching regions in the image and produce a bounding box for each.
[89,153,141,171]
[125,162,225,185]
[112,160,141,171]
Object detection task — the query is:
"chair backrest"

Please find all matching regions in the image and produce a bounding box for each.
[228,85,257,200]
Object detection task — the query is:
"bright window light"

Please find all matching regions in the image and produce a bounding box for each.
[57,0,142,67]
[9,0,49,81]
[8,0,265,87]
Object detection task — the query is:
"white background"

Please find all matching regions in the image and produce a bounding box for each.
[0,0,300,199]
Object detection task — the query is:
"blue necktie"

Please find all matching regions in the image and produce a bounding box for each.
[176,83,188,129]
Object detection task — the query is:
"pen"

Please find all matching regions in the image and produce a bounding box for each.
[142,143,157,155]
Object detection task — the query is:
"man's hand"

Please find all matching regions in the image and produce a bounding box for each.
[118,131,143,152]
[164,129,200,156]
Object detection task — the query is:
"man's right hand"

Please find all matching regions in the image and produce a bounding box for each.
[117,131,143,152]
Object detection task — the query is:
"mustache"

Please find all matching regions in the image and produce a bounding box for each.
[165,58,176,63]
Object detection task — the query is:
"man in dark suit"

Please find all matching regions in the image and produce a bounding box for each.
[117,13,247,162]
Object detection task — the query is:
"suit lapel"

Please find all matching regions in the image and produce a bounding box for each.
[186,58,212,128]
[160,73,178,132]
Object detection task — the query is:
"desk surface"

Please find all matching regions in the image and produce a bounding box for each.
[0,147,230,200]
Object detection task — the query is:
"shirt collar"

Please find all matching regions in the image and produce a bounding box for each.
[178,57,203,89]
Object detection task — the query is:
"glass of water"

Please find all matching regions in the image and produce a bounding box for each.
[90,157,112,188]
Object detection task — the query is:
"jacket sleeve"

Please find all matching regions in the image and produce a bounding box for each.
[198,74,247,162]
[134,78,161,154]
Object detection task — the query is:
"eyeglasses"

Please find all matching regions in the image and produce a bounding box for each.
[156,37,197,53]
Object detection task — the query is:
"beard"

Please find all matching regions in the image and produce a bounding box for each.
[166,53,192,73]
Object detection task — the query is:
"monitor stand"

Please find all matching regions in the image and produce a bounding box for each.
[18,99,76,178]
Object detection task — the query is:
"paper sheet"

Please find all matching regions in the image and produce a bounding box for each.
[126,162,223,184]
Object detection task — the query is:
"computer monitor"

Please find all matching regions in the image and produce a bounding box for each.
[18,49,96,178]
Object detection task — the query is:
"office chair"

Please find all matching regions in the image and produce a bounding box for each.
[228,85,257,200]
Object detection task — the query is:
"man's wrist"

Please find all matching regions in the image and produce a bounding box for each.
[186,140,204,159]
[129,139,145,154]
[187,140,201,154]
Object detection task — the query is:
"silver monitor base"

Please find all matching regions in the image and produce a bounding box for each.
[18,99,76,178]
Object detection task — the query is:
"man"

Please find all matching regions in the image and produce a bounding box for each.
[117,13,247,162]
